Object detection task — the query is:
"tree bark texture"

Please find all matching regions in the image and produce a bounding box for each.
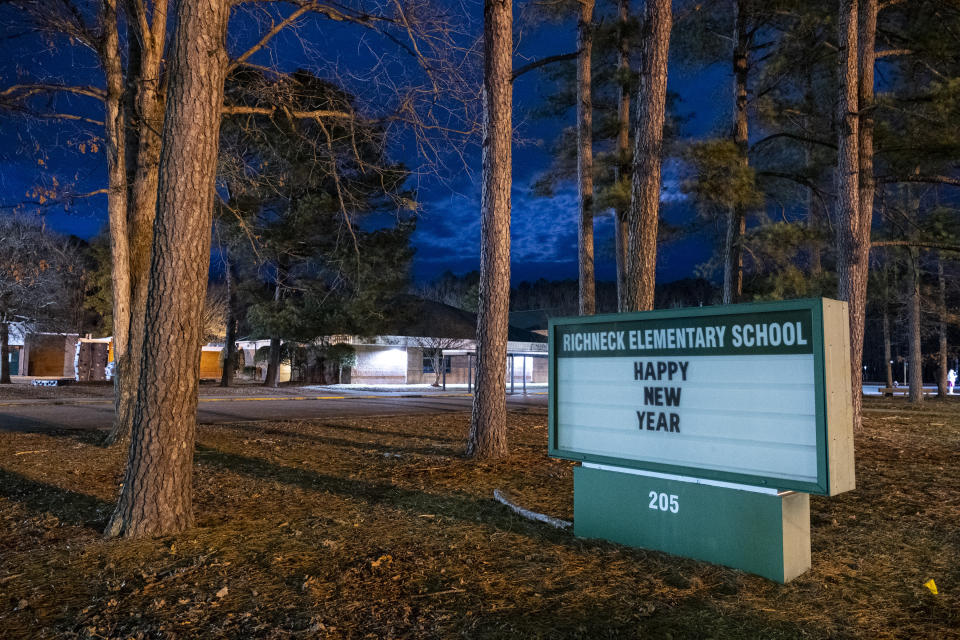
[467,0,512,460]
[577,0,595,316]
[907,248,923,403]
[0,322,10,384]
[615,0,630,312]
[106,0,230,538]
[265,337,282,388]
[936,254,948,396]
[723,0,749,305]
[107,0,169,446]
[834,0,864,428]
[624,0,671,312]
[101,0,131,437]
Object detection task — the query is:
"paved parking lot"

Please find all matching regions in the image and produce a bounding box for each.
[0,389,548,432]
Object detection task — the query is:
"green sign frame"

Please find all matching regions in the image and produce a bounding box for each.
[548,298,855,496]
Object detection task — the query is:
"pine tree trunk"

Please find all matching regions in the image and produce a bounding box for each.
[101,0,131,440]
[106,0,230,539]
[936,253,948,396]
[724,0,749,305]
[907,247,923,404]
[624,0,671,312]
[883,305,893,388]
[467,0,512,460]
[615,0,631,312]
[220,253,237,387]
[577,0,596,316]
[106,0,169,446]
[834,0,863,428]
[0,322,10,384]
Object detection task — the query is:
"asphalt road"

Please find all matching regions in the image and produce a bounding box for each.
[0,392,548,432]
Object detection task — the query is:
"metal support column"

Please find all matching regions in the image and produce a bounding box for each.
[468,353,472,393]
[442,354,446,390]
[510,354,515,395]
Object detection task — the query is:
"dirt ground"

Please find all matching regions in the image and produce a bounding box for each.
[0,398,957,639]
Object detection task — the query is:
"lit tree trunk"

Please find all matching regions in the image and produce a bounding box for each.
[614,0,630,311]
[106,0,231,538]
[106,0,169,446]
[0,322,9,384]
[723,0,749,305]
[220,252,237,387]
[624,0,671,312]
[101,0,131,434]
[467,0,512,459]
[907,247,923,404]
[936,253,948,396]
[834,0,863,427]
[577,0,595,316]
[852,0,877,407]
[433,350,443,386]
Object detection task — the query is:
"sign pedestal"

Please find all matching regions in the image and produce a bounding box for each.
[574,465,811,583]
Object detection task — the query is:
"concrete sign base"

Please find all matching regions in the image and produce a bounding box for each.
[574,464,811,583]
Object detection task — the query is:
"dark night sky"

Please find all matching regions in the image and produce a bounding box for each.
[0,1,728,285]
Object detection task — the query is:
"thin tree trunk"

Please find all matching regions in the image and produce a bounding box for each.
[835,0,863,427]
[106,0,231,538]
[433,351,442,386]
[220,252,237,387]
[907,247,923,403]
[615,0,630,312]
[577,0,596,316]
[0,322,10,384]
[807,187,822,277]
[624,0,671,312]
[106,0,169,446]
[724,0,749,305]
[264,279,282,387]
[937,253,948,396]
[467,0,512,459]
[882,305,893,388]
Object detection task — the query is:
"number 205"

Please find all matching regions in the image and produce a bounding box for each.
[648,491,679,514]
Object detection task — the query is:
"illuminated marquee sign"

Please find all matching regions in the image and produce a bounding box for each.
[548,298,855,496]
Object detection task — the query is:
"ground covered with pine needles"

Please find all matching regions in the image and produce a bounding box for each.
[0,398,957,639]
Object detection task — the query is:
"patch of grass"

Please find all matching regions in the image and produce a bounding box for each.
[0,398,957,638]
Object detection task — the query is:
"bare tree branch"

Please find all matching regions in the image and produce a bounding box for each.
[512,51,579,81]
[0,83,107,101]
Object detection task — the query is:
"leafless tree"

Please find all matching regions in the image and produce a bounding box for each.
[415,335,468,386]
[0,217,82,383]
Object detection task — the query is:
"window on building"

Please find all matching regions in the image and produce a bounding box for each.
[422,355,451,374]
